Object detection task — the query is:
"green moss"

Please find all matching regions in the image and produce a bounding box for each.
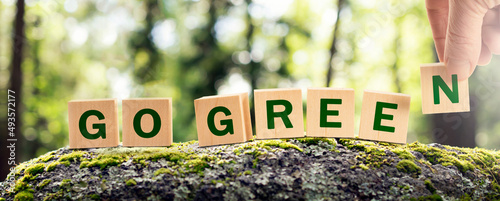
[58,151,86,163]
[243,170,252,175]
[24,163,45,176]
[37,152,55,162]
[14,190,34,201]
[60,179,71,188]
[37,179,51,190]
[0,198,5,201]
[13,180,30,193]
[126,179,137,186]
[359,164,369,170]
[392,148,415,160]
[424,180,436,194]
[408,142,476,173]
[89,194,100,200]
[80,156,122,169]
[45,161,70,172]
[295,137,337,146]
[396,160,421,175]
[154,168,177,176]
[410,194,442,201]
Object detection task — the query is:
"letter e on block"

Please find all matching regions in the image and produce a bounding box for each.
[122,98,173,147]
[306,88,355,138]
[420,63,469,114]
[359,90,410,144]
[195,93,252,147]
[68,99,119,149]
[254,88,304,139]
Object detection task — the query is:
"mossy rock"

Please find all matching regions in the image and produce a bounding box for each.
[0,138,499,200]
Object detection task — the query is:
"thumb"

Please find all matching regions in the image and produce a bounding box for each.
[445,0,488,80]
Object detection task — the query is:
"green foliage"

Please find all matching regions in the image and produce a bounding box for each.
[396,160,421,175]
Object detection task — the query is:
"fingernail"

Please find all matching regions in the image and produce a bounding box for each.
[446,59,471,81]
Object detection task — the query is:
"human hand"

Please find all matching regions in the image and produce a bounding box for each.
[426,0,500,80]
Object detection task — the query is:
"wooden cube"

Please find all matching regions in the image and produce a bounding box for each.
[306,88,355,138]
[358,90,410,144]
[122,98,173,147]
[68,99,119,149]
[194,93,252,147]
[254,88,304,139]
[420,63,470,114]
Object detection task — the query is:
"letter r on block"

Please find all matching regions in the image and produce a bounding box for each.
[254,88,304,139]
[420,63,469,114]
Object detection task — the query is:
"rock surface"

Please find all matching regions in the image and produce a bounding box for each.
[1,138,499,201]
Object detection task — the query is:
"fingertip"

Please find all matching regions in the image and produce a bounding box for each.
[445,59,472,81]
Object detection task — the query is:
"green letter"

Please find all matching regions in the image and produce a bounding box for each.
[133,108,161,138]
[79,110,106,139]
[373,102,397,133]
[207,106,234,136]
[266,100,293,129]
[320,99,342,128]
[433,74,459,104]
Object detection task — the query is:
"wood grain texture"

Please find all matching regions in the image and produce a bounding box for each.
[254,88,304,139]
[194,93,250,147]
[122,98,173,147]
[68,99,119,149]
[306,88,355,138]
[358,90,410,144]
[420,63,470,114]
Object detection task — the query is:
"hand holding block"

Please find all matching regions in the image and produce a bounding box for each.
[306,88,355,138]
[420,63,470,114]
[359,90,410,144]
[195,93,252,147]
[122,98,173,147]
[254,88,304,139]
[68,99,119,149]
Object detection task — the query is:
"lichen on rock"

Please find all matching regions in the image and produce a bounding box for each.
[0,138,499,200]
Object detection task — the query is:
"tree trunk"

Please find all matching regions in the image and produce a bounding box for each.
[2,0,25,180]
[325,0,344,87]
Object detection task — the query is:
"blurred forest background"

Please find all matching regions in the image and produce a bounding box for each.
[1,0,500,179]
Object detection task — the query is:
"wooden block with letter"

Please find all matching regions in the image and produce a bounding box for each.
[194,93,252,147]
[68,99,119,149]
[122,98,173,147]
[306,88,355,138]
[420,63,469,114]
[358,90,410,144]
[254,88,304,139]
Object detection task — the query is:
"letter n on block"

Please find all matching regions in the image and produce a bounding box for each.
[254,88,304,139]
[194,93,252,147]
[420,63,469,114]
[306,88,355,138]
[359,91,410,144]
[122,98,173,147]
[68,99,119,149]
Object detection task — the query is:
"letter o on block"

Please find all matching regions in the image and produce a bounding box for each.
[122,98,173,147]
[359,90,411,144]
[194,93,252,147]
[68,99,119,149]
